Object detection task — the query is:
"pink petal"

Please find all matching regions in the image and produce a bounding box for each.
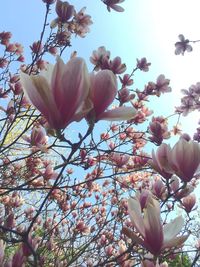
[111,4,124,12]
[90,70,117,120]
[128,198,145,237]
[53,57,90,127]
[143,198,163,255]
[162,235,189,249]
[163,216,184,242]
[20,72,58,122]
[98,106,137,121]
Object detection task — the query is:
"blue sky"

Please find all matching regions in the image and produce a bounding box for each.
[1,0,200,137]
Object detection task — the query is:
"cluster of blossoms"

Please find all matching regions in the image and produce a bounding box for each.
[0,31,24,68]
[123,194,188,256]
[20,56,137,130]
[51,1,93,38]
[0,0,199,266]
[176,82,200,116]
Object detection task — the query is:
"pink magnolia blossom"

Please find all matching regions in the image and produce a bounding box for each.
[90,46,110,70]
[149,143,173,179]
[175,34,193,55]
[169,138,200,182]
[181,194,196,213]
[155,74,172,96]
[87,70,137,122]
[150,139,200,182]
[55,0,74,23]
[20,56,90,130]
[123,196,188,256]
[110,152,129,167]
[73,7,93,37]
[137,57,151,72]
[30,126,48,147]
[152,179,166,200]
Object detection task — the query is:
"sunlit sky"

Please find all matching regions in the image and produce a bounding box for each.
[1,0,200,137]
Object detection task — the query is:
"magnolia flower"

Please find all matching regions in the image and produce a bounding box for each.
[149,143,173,179]
[168,138,200,182]
[150,139,200,183]
[181,194,196,213]
[20,57,90,130]
[87,70,137,122]
[123,196,188,255]
[175,34,192,55]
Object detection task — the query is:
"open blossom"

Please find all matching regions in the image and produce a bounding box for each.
[150,139,200,182]
[168,138,200,182]
[90,46,110,70]
[148,118,170,145]
[155,75,171,96]
[103,0,125,12]
[110,152,130,167]
[87,70,137,122]
[20,56,90,130]
[123,196,188,255]
[175,34,193,55]
[51,0,74,28]
[137,57,151,72]
[73,7,93,37]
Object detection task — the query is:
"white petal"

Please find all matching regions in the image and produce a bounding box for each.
[128,198,145,237]
[98,106,137,121]
[163,215,184,242]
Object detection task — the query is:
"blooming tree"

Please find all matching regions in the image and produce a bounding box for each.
[0,1,199,266]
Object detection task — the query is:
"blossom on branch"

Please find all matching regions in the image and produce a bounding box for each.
[87,70,137,122]
[175,34,193,55]
[150,138,200,182]
[20,56,90,130]
[123,196,189,256]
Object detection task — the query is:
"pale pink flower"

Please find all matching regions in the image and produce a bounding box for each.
[111,152,129,167]
[155,74,171,96]
[87,70,137,122]
[181,194,196,213]
[20,57,90,130]
[73,7,93,37]
[109,56,126,74]
[118,87,135,104]
[0,31,12,46]
[137,189,152,210]
[137,57,151,72]
[152,179,166,200]
[149,143,173,179]
[90,46,110,70]
[23,126,48,148]
[123,196,188,255]
[169,138,200,182]
[51,0,74,28]
[175,34,193,55]
[56,0,74,22]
